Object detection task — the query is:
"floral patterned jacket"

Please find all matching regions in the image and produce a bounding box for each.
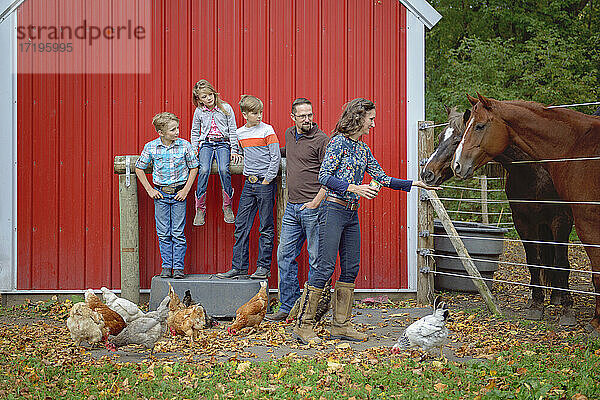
[318,134,412,204]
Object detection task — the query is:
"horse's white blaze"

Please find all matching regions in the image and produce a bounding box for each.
[443,127,454,142]
[424,148,439,170]
[453,119,473,171]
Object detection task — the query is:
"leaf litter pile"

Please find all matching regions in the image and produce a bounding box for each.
[1,240,599,399]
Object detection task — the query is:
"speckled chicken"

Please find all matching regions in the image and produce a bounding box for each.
[100,286,144,323]
[66,302,108,347]
[84,289,126,337]
[286,279,332,324]
[182,290,217,328]
[392,296,450,355]
[229,281,268,335]
[108,295,170,355]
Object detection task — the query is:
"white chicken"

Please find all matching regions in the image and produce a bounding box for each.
[66,302,108,347]
[392,296,450,355]
[100,286,144,323]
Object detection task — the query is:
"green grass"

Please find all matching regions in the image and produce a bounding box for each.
[1,339,598,399]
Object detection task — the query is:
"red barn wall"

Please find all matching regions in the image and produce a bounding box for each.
[16,0,408,291]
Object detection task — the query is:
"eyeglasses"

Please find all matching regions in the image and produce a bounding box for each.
[293,113,313,120]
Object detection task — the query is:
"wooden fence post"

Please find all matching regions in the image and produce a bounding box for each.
[116,156,140,305]
[480,175,489,224]
[427,190,502,315]
[417,121,435,305]
[276,158,288,293]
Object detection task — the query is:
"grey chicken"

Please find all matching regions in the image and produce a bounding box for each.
[108,295,170,355]
[392,296,450,355]
[286,279,331,324]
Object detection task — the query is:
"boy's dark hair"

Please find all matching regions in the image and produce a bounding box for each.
[291,98,312,114]
[152,112,179,133]
[239,95,264,114]
[333,98,375,137]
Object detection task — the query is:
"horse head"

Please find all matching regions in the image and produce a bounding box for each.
[452,93,512,179]
[421,106,471,186]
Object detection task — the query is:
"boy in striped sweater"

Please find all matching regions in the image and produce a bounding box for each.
[217,95,281,280]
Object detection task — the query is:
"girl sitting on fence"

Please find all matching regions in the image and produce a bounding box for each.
[190,79,243,226]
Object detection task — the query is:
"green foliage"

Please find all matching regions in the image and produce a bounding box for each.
[426,0,600,124]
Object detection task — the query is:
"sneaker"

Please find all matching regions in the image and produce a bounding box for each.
[173,269,185,279]
[160,268,172,278]
[265,310,289,321]
[193,208,206,226]
[223,206,235,224]
[250,267,271,280]
[216,268,249,279]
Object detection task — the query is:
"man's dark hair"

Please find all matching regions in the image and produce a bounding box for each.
[291,98,312,114]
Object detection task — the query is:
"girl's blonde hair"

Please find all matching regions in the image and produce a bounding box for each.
[192,79,229,115]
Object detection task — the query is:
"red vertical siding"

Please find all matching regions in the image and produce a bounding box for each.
[17,0,409,291]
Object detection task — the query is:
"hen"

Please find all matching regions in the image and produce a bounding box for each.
[108,295,170,355]
[229,281,268,335]
[166,284,208,343]
[392,296,450,356]
[66,302,108,347]
[182,289,217,328]
[100,286,144,323]
[84,289,126,337]
[144,295,171,336]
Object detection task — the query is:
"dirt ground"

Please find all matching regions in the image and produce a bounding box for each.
[0,240,596,364]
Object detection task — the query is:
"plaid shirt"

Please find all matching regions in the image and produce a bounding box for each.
[136,138,199,186]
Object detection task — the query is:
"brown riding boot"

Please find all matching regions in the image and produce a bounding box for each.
[293,284,323,344]
[330,281,368,342]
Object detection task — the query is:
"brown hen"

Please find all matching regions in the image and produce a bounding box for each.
[84,289,126,337]
[229,281,268,335]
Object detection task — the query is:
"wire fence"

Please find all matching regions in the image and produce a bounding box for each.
[422,117,600,302]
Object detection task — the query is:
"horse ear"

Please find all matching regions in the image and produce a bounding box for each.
[463,109,471,125]
[467,94,478,106]
[477,93,493,110]
[444,105,452,116]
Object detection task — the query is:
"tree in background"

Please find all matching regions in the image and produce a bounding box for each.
[426,0,599,123]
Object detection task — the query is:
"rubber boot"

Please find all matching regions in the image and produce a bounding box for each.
[193,193,207,226]
[293,284,324,344]
[222,189,235,224]
[330,281,368,342]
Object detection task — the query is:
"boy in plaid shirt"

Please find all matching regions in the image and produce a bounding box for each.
[135,112,199,279]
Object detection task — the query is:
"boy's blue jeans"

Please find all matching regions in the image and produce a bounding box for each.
[195,142,233,205]
[231,180,276,272]
[276,203,319,313]
[154,191,187,271]
[308,201,361,289]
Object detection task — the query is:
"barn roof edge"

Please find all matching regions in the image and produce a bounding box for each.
[398,0,442,29]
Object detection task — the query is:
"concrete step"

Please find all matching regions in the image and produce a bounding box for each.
[149,274,265,318]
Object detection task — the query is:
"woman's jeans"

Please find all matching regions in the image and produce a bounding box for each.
[308,201,361,289]
[195,141,233,209]
[154,190,187,271]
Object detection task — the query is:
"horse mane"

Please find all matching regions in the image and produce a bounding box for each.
[445,107,466,134]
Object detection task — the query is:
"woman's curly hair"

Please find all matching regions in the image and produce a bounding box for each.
[333,98,375,137]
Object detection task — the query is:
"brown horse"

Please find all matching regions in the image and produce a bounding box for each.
[422,107,574,324]
[452,94,600,335]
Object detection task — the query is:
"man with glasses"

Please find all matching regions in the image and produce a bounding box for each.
[267,98,330,321]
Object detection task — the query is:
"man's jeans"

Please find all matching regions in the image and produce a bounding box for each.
[231,181,276,272]
[195,142,233,208]
[276,202,319,313]
[308,201,361,289]
[155,190,187,271]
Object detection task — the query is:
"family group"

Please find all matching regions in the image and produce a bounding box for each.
[134,79,436,343]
